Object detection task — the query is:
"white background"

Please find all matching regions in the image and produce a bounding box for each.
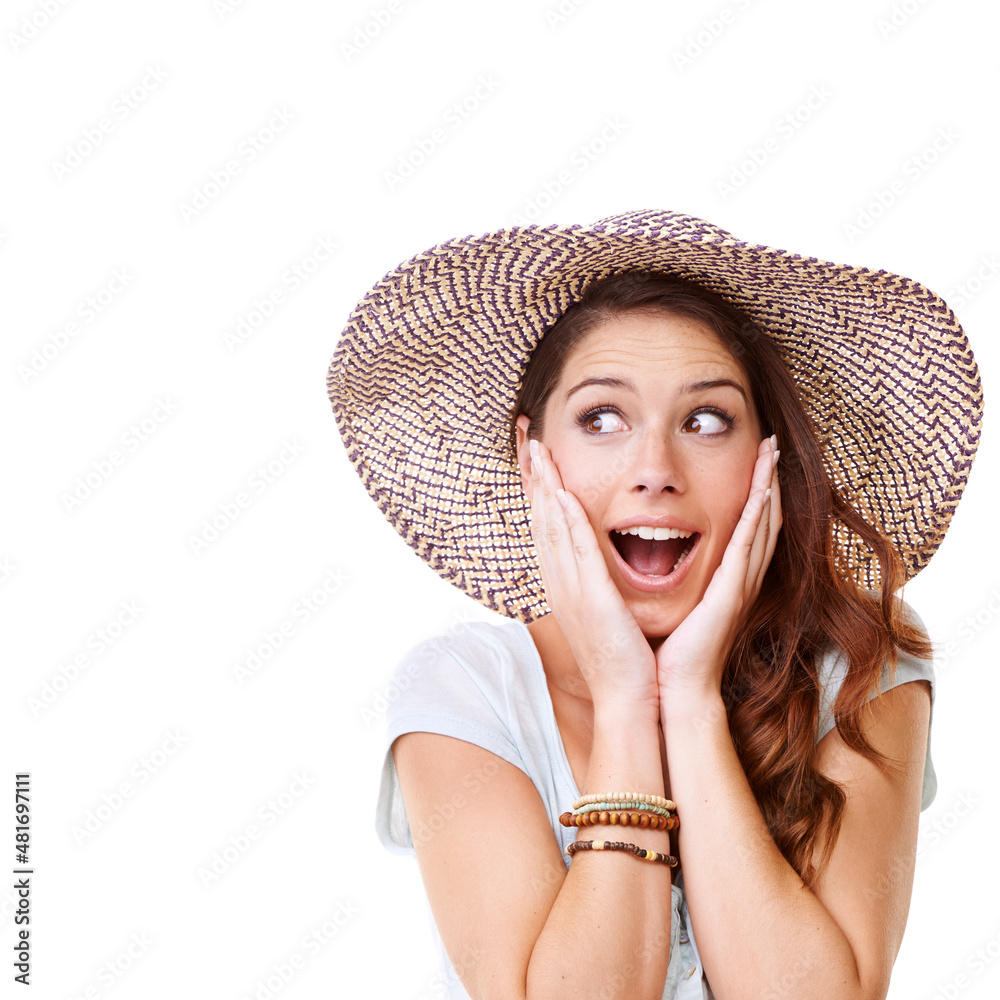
[3,0,998,998]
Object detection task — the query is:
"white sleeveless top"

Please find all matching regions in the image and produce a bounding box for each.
[375,610,936,999]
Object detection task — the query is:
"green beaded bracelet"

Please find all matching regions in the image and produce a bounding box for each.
[573,793,675,811]
[574,800,675,818]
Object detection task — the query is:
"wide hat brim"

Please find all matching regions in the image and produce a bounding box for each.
[327,209,983,623]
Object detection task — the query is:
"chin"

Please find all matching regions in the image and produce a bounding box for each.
[628,599,692,642]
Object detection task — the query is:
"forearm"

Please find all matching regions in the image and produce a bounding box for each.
[526,700,674,1000]
[661,692,863,1000]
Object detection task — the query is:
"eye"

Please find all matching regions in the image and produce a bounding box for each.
[682,408,734,434]
[576,405,627,434]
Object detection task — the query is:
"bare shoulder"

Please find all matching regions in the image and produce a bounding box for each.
[807,679,931,1000]
[392,731,566,1000]
[814,677,931,781]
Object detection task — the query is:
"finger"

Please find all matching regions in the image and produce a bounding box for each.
[528,440,557,593]
[746,446,779,594]
[747,491,772,599]
[555,487,617,585]
[708,483,769,604]
[738,441,775,557]
[755,453,783,592]
[528,439,548,548]
[710,443,773,598]
[531,440,581,591]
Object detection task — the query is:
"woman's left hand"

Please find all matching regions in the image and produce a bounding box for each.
[656,435,783,703]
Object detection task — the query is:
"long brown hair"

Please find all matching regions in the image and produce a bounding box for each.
[508,271,931,887]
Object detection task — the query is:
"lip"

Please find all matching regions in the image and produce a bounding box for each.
[607,528,702,594]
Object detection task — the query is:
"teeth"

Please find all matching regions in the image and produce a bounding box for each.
[670,540,694,573]
[617,534,697,579]
[614,526,693,540]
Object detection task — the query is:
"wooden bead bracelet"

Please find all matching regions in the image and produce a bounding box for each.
[559,811,679,830]
[566,839,679,867]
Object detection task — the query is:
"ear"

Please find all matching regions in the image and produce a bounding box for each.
[514,414,533,498]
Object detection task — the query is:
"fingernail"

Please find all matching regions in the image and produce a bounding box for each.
[770,434,777,449]
[764,488,772,501]
[529,439,539,462]
[771,449,780,469]
[556,489,568,508]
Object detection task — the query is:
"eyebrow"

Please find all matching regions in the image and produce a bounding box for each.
[564,375,749,405]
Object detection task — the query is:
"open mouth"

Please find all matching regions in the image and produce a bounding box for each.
[610,527,699,579]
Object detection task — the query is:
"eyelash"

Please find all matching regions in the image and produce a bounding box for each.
[574,402,737,433]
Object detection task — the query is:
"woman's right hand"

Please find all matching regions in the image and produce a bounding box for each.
[528,438,659,713]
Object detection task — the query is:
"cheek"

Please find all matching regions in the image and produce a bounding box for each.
[704,452,757,534]
[559,440,636,510]
[564,470,610,511]
[550,450,617,535]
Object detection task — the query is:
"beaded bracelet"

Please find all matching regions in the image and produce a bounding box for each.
[574,801,675,818]
[573,792,676,811]
[559,811,679,830]
[566,839,679,867]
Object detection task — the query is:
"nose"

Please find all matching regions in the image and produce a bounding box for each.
[627,431,685,495]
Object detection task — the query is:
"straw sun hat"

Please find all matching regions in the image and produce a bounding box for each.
[327,209,983,624]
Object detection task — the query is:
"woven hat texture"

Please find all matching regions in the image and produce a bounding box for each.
[327,209,983,623]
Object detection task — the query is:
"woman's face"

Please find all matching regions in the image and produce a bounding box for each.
[516,309,764,639]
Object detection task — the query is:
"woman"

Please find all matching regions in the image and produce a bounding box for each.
[327,210,982,999]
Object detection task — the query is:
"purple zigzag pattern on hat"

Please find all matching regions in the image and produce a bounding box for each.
[328,211,983,621]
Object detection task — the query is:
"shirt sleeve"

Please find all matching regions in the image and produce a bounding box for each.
[374,627,530,855]
[816,598,937,810]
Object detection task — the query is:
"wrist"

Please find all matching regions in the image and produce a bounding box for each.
[659,688,727,730]
[592,694,661,729]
